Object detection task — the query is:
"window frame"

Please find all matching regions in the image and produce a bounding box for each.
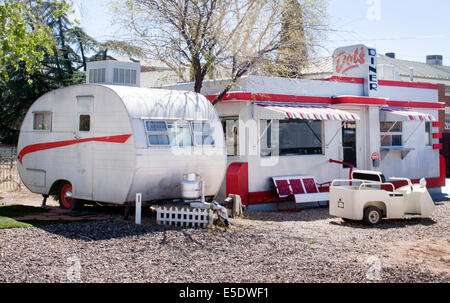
[192,121,215,147]
[380,121,403,147]
[221,116,240,157]
[144,120,171,147]
[33,111,52,132]
[79,114,91,132]
[278,119,324,156]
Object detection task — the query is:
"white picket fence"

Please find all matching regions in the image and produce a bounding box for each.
[156,206,213,228]
[0,147,21,192]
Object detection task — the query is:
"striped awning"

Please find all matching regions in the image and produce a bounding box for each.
[380,108,436,122]
[255,103,360,121]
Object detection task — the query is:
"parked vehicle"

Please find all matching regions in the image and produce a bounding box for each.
[330,170,435,225]
[17,84,226,209]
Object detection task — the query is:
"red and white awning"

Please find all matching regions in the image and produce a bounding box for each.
[380,108,436,122]
[255,103,360,121]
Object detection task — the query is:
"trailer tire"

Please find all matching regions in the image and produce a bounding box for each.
[363,206,382,226]
[59,182,84,211]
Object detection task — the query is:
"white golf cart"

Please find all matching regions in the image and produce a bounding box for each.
[330,170,436,225]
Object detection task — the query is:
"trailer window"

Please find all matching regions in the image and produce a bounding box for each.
[79,115,90,132]
[192,122,215,146]
[167,122,193,147]
[145,121,170,146]
[33,112,51,131]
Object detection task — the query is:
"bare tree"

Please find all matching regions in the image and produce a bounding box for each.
[111,0,327,104]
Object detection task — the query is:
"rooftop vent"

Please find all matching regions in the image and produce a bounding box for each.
[385,52,396,59]
[86,60,141,87]
[426,55,443,66]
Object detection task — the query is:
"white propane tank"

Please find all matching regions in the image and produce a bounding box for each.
[182,173,201,201]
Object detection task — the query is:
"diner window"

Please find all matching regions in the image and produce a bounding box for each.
[79,115,91,132]
[445,107,450,130]
[192,122,215,146]
[278,120,323,155]
[425,122,432,146]
[380,121,402,146]
[33,112,51,131]
[221,117,239,156]
[260,120,323,156]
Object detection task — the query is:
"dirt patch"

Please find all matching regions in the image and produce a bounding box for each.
[385,238,450,274]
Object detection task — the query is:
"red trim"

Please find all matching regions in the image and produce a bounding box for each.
[206,92,440,109]
[322,76,364,84]
[433,122,442,128]
[332,96,388,106]
[433,133,443,139]
[205,92,331,104]
[433,144,443,150]
[18,134,132,165]
[387,100,442,109]
[226,162,249,205]
[322,76,439,90]
[379,80,438,90]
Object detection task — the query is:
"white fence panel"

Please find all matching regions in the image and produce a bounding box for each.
[156,206,213,229]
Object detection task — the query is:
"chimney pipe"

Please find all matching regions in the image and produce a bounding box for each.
[385,52,396,59]
[409,67,414,82]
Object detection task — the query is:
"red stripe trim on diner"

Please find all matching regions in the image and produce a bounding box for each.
[17,134,132,165]
[433,133,443,139]
[379,80,438,90]
[386,100,442,109]
[332,96,388,106]
[322,76,438,90]
[205,92,331,104]
[206,92,441,109]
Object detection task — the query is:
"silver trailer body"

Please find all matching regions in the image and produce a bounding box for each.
[17,84,226,204]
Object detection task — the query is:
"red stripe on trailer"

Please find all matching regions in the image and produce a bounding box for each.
[17,134,132,165]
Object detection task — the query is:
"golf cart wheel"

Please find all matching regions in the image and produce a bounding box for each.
[59,182,83,211]
[363,206,382,226]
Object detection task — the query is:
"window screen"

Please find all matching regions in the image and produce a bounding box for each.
[279,120,323,155]
[33,112,51,131]
[79,115,90,132]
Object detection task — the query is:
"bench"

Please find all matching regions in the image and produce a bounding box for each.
[272,175,330,211]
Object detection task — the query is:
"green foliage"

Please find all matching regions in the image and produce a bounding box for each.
[0,0,100,144]
[0,0,71,81]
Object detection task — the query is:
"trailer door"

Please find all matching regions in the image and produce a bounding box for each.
[74,96,94,200]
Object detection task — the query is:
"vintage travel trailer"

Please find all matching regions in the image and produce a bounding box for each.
[166,45,445,211]
[17,84,226,209]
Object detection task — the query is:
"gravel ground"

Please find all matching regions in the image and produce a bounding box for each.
[0,190,449,283]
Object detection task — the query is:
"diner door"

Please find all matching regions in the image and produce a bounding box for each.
[340,109,366,178]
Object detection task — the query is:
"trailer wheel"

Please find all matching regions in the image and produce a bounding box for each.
[59,183,83,211]
[363,206,382,226]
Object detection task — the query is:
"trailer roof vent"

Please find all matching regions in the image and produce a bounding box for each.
[86,60,141,87]
[426,55,443,66]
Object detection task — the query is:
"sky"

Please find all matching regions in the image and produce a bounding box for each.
[74,0,450,65]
